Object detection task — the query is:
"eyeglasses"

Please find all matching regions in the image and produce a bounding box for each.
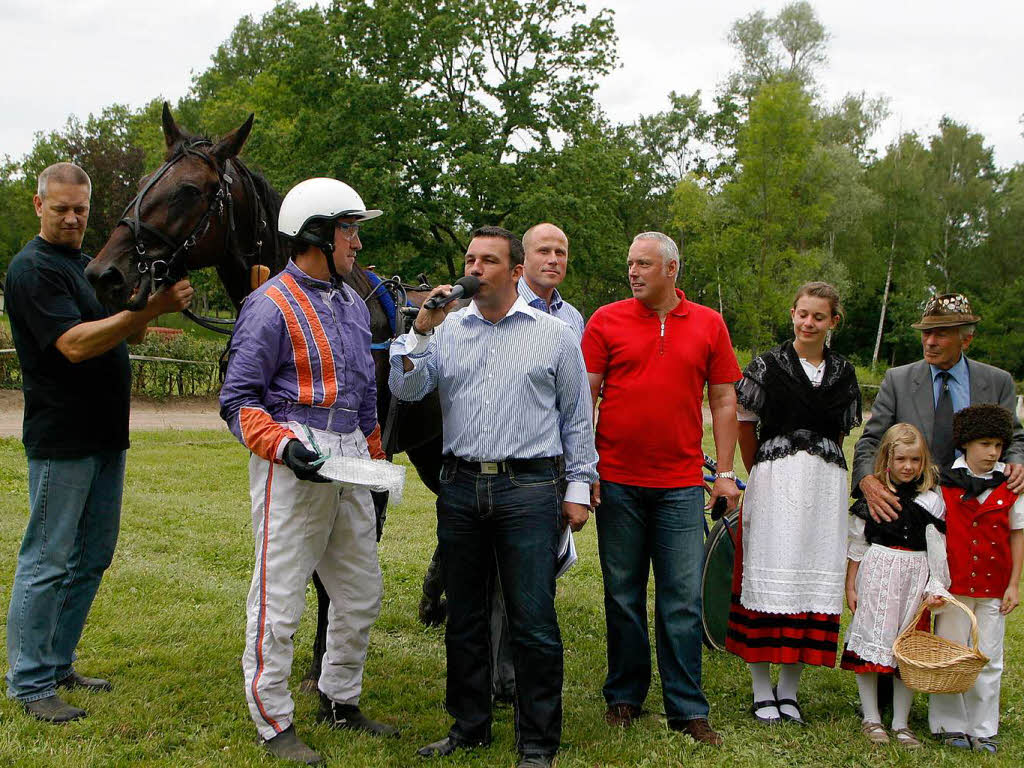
[335,221,361,241]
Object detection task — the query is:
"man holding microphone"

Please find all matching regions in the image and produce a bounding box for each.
[389,226,597,768]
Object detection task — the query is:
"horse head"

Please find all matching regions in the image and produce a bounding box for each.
[86,104,256,311]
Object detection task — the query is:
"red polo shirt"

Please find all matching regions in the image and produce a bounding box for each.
[582,290,740,488]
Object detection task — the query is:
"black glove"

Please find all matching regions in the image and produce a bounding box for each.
[282,440,330,482]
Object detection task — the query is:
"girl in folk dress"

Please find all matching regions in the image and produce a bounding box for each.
[843,423,950,748]
[727,282,861,724]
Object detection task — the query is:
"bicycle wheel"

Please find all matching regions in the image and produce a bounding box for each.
[701,507,739,651]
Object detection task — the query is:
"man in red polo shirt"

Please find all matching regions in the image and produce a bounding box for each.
[582,232,741,745]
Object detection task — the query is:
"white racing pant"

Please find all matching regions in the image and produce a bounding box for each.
[928,595,1005,738]
[242,427,382,740]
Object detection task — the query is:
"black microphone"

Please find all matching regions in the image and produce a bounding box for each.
[423,276,480,310]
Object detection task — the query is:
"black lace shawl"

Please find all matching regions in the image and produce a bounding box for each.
[736,340,862,469]
[850,483,946,551]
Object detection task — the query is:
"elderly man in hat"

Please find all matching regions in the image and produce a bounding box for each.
[853,293,1024,524]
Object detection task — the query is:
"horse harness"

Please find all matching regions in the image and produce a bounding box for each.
[116,138,269,333]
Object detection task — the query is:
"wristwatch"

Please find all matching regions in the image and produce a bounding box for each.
[716,470,737,481]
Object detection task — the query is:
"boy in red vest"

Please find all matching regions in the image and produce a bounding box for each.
[930,404,1023,752]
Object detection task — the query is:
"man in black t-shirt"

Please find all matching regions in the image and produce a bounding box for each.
[3,162,193,723]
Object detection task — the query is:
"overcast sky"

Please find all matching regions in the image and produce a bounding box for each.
[3,0,1022,167]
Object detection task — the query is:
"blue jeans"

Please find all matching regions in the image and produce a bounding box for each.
[6,451,125,701]
[596,481,708,722]
[437,458,563,757]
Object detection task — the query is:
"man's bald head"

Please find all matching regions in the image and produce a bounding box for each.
[522,223,569,300]
[523,222,567,251]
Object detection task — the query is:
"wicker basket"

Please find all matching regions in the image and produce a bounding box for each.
[893,595,989,694]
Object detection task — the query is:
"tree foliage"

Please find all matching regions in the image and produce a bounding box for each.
[2,1,1023,378]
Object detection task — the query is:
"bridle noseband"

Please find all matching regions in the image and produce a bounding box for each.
[117,138,230,286]
[116,138,271,335]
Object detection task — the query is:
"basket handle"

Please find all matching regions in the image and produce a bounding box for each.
[901,594,982,652]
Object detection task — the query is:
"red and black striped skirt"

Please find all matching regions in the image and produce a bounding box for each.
[839,647,896,675]
[724,511,840,667]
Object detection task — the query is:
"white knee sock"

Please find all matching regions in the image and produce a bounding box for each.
[891,677,914,730]
[748,662,779,717]
[776,662,804,719]
[857,673,881,723]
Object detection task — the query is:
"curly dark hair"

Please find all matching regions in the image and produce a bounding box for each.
[952,404,1014,452]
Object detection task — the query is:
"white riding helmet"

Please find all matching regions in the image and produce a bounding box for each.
[278,177,383,240]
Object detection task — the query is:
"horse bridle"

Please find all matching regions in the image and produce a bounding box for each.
[117,139,231,286]
[117,139,271,334]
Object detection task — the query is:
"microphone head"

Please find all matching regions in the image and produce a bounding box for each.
[455,275,480,298]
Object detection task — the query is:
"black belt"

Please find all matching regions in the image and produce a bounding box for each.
[447,456,561,476]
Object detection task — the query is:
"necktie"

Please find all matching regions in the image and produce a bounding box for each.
[932,371,954,469]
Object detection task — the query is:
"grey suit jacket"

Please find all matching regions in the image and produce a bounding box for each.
[852,357,1024,491]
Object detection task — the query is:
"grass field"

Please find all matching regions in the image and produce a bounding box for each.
[0,428,1021,767]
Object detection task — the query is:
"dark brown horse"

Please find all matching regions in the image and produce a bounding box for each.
[86,105,446,686]
[86,104,285,314]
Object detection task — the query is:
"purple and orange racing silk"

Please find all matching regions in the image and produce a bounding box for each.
[220,260,377,461]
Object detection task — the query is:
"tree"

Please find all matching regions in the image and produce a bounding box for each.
[710,1,830,184]
[0,159,39,275]
[182,0,619,282]
[859,133,936,368]
[926,117,997,293]
[713,80,830,353]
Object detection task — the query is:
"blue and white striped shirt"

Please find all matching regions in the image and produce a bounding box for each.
[389,296,598,503]
[517,279,585,340]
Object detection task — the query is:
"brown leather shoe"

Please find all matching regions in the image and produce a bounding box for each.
[57,670,112,692]
[669,717,723,746]
[605,703,642,728]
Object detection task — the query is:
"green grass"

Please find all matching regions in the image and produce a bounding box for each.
[0,429,1021,767]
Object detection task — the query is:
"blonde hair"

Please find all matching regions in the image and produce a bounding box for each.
[873,423,937,493]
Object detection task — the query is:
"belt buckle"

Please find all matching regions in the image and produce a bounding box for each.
[480,461,499,475]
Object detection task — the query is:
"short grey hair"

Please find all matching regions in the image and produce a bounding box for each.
[958,324,977,340]
[632,232,679,275]
[37,162,92,199]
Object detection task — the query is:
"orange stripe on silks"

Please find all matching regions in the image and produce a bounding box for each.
[265,286,314,404]
[280,274,338,408]
[240,407,295,462]
[252,462,283,733]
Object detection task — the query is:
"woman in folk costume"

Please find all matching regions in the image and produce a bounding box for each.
[726,282,861,725]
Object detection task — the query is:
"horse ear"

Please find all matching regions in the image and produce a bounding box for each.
[161,102,182,150]
[212,113,255,163]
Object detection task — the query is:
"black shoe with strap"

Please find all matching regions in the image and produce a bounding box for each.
[263,725,322,765]
[773,685,806,726]
[23,694,86,723]
[750,698,780,724]
[318,696,399,738]
[57,670,113,693]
